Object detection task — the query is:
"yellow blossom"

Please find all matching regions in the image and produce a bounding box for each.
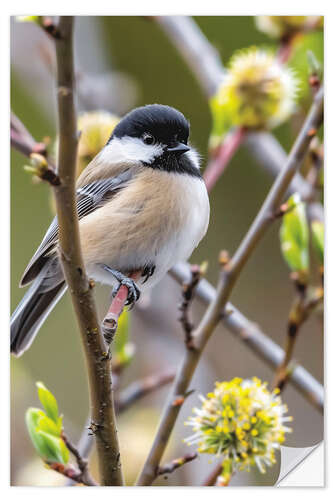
[184,377,292,483]
[213,47,298,131]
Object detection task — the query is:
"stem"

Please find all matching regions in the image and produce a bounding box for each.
[136,88,323,486]
[203,127,247,191]
[52,16,123,486]
[156,453,197,479]
[61,432,97,486]
[202,464,222,486]
[273,286,323,391]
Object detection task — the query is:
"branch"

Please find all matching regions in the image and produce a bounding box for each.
[273,286,323,391]
[170,262,323,412]
[52,16,123,486]
[178,264,204,349]
[155,16,224,96]
[61,432,97,486]
[48,461,97,486]
[202,463,222,486]
[116,369,175,412]
[203,127,247,191]
[156,453,197,479]
[136,88,323,486]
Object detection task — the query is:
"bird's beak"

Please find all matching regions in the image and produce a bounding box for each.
[167,143,190,155]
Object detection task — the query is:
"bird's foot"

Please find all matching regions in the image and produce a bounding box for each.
[99,264,141,306]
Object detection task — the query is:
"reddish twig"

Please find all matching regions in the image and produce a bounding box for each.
[61,432,97,486]
[48,461,97,486]
[203,127,247,191]
[102,271,141,347]
[10,112,59,184]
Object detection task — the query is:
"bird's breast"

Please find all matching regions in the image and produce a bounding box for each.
[80,168,210,283]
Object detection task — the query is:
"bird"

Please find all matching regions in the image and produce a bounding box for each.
[11,104,210,356]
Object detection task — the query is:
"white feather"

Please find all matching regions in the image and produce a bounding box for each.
[99,136,164,165]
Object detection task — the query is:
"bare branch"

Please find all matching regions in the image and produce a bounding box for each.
[116,370,175,412]
[52,16,123,486]
[156,453,197,479]
[61,432,97,486]
[178,264,204,349]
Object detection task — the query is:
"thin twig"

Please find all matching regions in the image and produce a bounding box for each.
[10,112,49,160]
[48,461,97,486]
[116,370,175,412]
[156,453,197,478]
[273,286,323,391]
[203,127,247,191]
[61,432,97,486]
[202,463,222,486]
[52,16,123,486]
[136,88,323,486]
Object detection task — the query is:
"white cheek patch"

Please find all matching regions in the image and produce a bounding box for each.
[185,147,201,170]
[99,137,164,165]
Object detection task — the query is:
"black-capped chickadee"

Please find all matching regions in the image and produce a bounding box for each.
[11,104,210,356]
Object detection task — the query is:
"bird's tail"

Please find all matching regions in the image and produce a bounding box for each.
[10,273,66,357]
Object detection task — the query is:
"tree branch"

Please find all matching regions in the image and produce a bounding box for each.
[116,369,175,412]
[52,16,123,486]
[136,87,323,485]
[170,262,324,412]
[61,432,97,486]
[156,453,197,479]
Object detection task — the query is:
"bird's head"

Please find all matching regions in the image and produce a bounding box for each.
[103,104,200,175]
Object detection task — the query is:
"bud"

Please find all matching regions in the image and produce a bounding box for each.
[280,193,309,276]
[77,111,120,175]
[16,16,42,25]
[255,16,323,39]
[25,382,68,465]
[311,220,324,265]
[211,47,298,139]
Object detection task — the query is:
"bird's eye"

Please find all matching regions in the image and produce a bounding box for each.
[142,133,155,145]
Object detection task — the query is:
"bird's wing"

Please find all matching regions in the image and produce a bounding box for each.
[20,169,133,286]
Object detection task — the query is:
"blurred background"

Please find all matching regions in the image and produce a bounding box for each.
[10,16,323,486]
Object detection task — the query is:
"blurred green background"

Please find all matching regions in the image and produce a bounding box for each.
[10,16,323,486]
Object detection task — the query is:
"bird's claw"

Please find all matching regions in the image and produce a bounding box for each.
[112,277,141,306]
[141,264,156,284]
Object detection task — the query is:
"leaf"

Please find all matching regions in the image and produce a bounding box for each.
[36,430,69,464]
[311,220,324,264]
[37,415,62,437]
[280,193,309,274]
[25,408,67,464]
[36,381,59,424]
